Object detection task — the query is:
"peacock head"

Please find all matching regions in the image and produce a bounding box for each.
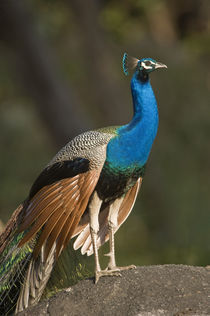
[123,53,167,77]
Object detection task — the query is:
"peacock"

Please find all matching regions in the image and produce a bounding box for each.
[0,53,167,314]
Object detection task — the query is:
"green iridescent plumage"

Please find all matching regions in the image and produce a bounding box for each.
[0,228,36,314]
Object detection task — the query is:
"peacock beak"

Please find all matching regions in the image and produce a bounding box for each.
[155,62,167,69]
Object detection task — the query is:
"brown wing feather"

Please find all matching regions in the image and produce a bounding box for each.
[19,177,81,247]
[55,172,99,257]
[63,180,96,247]
[19,199,63,246]
[117,177,142,225]
[34,204,68,259]
[19,186,62,232]
[19,176,79,232]
[19,169,101,261]
[43,192,81,259]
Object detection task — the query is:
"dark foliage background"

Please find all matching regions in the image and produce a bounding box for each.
[0,0,209,287]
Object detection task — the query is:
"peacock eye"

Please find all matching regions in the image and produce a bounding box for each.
[145,61,151,66]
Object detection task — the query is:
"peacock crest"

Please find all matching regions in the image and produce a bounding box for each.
[122,52,139,76]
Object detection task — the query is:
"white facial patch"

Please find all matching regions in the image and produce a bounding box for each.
[141,60,155,70]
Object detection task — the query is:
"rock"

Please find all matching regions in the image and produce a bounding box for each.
[18,265,210,316]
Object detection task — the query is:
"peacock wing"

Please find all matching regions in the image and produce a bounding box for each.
[18,158,102,260]
[14,157,105,313]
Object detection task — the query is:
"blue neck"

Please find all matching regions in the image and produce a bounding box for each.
[107,72,159,169]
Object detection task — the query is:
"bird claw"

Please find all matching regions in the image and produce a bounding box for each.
[107,264,136,272]
[95,269,122,284]
[116,264,136,271]
[95,265,136,283]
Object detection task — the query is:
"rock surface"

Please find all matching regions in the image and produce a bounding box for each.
[18,265,210,316]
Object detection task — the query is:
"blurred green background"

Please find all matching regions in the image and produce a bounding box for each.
[0,0,210,285]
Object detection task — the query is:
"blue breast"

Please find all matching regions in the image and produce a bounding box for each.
[106,72,159,170]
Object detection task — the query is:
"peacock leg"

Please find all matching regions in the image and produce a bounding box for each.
[89,192,121,283]
[105,197,136,272]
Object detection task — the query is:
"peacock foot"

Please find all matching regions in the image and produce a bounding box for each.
[109,264,136,271]
[95,265,136,283]
[95,269,122,284]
